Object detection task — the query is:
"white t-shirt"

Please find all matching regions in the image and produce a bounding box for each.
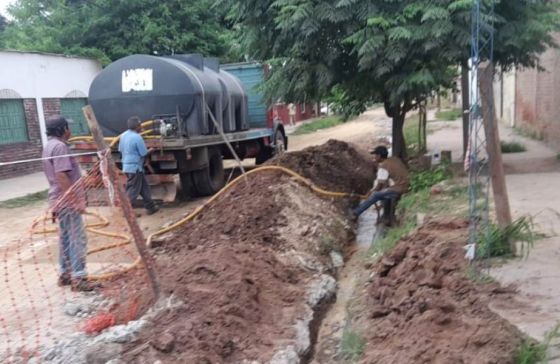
[373,167,395,189]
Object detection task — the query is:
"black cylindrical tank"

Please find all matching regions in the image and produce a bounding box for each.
[88,54,244,137]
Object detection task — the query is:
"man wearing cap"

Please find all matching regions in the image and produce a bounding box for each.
[352,146,409,223]
[118,116,159,215]
[42,115,96,291]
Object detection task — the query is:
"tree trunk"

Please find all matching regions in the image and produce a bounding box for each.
[461,60,470,157]
[392,113,407,161]
[479,62,513,232]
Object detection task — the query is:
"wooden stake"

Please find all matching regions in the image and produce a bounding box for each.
[82,105,160,298]
[479,62,513,247]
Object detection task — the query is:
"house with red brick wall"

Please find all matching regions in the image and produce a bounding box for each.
[494,33,560,149]
[0,51,101,179]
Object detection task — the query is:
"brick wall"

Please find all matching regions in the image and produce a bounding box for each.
[0,99,44,179]
[515,33,560,148]
[42,98,61,120]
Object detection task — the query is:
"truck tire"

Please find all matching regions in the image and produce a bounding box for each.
[179,172,198,198]
[255,144,272,165]
[192,148,225,196]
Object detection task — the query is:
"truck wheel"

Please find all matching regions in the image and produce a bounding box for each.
[179,172,198,198]
[192,148,225,196]
[255,144,272,165]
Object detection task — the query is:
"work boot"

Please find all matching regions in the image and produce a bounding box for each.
[71,278,100,292]
[146,206,159,215]
[58,273,71,287]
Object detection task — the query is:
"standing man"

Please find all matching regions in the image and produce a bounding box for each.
[42,115,95,291]
[288,103,296,126]
[118,116,159,215]
[352,146,409,221]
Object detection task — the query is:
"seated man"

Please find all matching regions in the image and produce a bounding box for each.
[352,146,409,222]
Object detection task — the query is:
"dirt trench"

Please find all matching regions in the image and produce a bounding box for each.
[114,140,375,363]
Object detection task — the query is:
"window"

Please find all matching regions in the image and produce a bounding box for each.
[0,99,29,145]
[60,98,89,136]
[301,103,306,113]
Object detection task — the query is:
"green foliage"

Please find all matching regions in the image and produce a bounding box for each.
[0,190,47,209]
[326,86,366,121]
[404,114,421,156]
[477,217,539,259]
[371,220,416,255]
[501,141,527,153]
[221,0,560,160]
[1,0,235,64]
[340,328,365,361]
[409,165,451,192]
[515,340,547,364]
[515,323,560,364]
[435,108,463,121]
[292,116,343,135]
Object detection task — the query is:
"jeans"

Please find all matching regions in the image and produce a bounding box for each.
[58,208,87,279]
[352,190,401,217]
[125,172,156,211]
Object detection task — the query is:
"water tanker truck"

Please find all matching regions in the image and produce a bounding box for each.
[73,54,287,201]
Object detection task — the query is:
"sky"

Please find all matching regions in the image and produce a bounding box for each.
[0,0,15,18]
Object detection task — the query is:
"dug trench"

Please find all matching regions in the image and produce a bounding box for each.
[59,139,530,363]
[117,140,376,363]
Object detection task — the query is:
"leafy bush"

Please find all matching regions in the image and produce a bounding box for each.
[409,165,450,192]
[501,141,527,153]
[326,85,367,121]
[477,217,538,258]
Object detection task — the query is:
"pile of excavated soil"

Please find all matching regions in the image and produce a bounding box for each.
[270,139,375,195]
[354,219,524,364]
[118,142,373,363]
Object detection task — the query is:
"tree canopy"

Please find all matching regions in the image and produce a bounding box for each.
[1,0,238,64]
[223,0,560,160]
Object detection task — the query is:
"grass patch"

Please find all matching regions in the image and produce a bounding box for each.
[514,127,544,141]
[370,220,416,255]
[435,108,463,121]
[340,328,366,362]
[476,217,540,259]
[292,116,343,135]
[515,323,560,364]
[515,340,547,364]
[501,141,527,153]
[409,165,451,192]
[0,189,48,208]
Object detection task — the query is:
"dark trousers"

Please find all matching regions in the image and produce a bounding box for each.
[125,172,156,211]
[352,190,401,217]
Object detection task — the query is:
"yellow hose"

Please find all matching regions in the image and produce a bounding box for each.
[41,136,366,280]
[33,165,365,281]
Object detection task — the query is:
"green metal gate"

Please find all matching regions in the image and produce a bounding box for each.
[0,99,28,145]
[60,98,89,136]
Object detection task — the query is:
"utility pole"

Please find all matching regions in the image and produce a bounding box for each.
[479,62,513,230]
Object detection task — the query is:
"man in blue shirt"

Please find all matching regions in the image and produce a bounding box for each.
[118,116,159,215]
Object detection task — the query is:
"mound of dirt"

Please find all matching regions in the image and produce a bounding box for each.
[118,141,374,363]
[354,219,524,364]
[270,139,375,195]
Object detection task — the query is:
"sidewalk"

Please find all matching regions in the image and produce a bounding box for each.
[428,115,560,360]
[0,172,49,202]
